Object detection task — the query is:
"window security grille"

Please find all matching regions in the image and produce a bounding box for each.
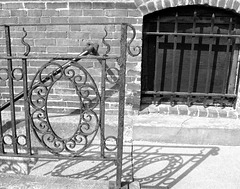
[141,6,240,107]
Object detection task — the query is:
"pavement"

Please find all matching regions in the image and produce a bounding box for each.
[0,111,240,188]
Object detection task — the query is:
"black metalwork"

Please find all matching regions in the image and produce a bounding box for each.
[142,6,240,107]
[0,23,139,189]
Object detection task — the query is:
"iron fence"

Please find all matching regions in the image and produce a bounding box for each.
[0,23,140,189]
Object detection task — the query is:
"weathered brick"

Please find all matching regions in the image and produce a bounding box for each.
[164,0,171,8]
[68,32,90,39]
[188,106,198,116]
[147,1,156,12]
[19,17,40,24]
[69,17,92,23]
[198,106,208,117]
[83,10,104,16]
[0,17,18,24]
[93,2,115,9]
[169,106,178,115]
[47,47,68,53]
[24,3,45,9]
[51,17,68,24]
[225,0,234,8]
[47,2,67,9]
[47,32,67,38]
[218,0,226,7]
[67,10,82,16]
[233,0,240,11]
[207,108,218,118]
[28,10,42,17]
[134,0,144,6]
[178,105,188,115]
[0,10,10,17]
[3,3,24,9]
[105,10,128,17]
[57,39,79,47]
[139,5,149,15]
[42,10,59,17]
[92,16,114,23]
[69,2,92,9]
[34,39,56,46]
[128,10,142,17]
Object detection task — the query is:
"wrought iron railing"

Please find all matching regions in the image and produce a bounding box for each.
[0,23,140,189]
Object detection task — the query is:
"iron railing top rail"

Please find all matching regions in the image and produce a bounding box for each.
[0,55,120,60]
[0,22,130,26]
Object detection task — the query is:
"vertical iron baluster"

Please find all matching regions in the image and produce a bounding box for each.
[100,59,106,158]
[22,58,31,155]
[116,23,127,189]
[187,11,197,106]
[154,16,161,103]
[171,12,178,106]
[222,18,233,94]
[5,25,18,154]
[0,111,4,153]
[205,13,215,93]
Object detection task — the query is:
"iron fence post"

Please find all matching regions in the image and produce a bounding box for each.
[116,23,127,189]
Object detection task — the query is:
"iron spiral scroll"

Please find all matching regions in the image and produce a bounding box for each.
[28,60,100,156]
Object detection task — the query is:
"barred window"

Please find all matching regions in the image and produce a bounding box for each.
[141,6,240,107]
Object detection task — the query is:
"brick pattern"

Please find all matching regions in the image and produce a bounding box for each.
[134,0,240,15]
[0,0,142,114]
[140,104,240,119]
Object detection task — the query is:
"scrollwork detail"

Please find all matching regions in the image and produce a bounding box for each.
[29,60,100,156]
[126,23,141,57]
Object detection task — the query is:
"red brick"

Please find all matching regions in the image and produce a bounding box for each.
[105,10,128,17]
[135,0,144,6]
[233,0,240,11]
[225,0,234,8]
[0,10,10,17]
[218,0,226,7]
[47,32,67,38]
[139,5,149,15]
[91,16,114,23]
[28,10,42,17]
[24,3,45,9]
[3,3,24,9]
[164,0,171,8]
[40,17,51,24]
[69,2,92,9]
[47,47,68,53]
[42,10,59,17]
[47,2,67,9]
[19,17,40,24]
[68,10,83,16]
[69,17,92,23]
[51,17,68,24]
[128,10,142,17]
[83,10,104,16]
[147,1,156,12]
[34,39,56,46]
[0,17,18,24]
[93,2,115,9]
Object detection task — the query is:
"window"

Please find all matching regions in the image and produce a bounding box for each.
[141,6,240,107]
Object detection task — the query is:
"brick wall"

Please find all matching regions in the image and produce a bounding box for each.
[0,0,143,114]
[0,0,240,116]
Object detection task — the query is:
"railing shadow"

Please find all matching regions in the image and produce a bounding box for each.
[28,144,219,189]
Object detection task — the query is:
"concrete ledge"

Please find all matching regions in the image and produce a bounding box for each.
[0,173,111,189]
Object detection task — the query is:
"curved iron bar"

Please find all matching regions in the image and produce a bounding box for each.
[126,23,141,57]
[102,27,111,56]
[21,28,31,56]
[29,60,100,156]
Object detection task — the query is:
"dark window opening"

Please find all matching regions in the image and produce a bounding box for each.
[141,5,240,108]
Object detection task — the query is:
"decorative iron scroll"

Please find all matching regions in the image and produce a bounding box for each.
[126,23,141,57]
[28,60,100,156]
